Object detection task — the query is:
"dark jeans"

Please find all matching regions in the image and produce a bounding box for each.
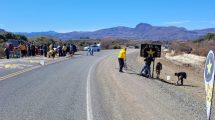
[44,51,47,57]
[6,53,9,59]
[118,58,124,72]
[31,50,35,56]
[21,50,26,57]
[90,50,94,55]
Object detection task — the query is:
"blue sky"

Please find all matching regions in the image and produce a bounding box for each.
[0,0,215,32]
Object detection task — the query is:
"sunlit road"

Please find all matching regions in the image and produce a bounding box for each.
[0,50,116,120]
[0,49,206,120]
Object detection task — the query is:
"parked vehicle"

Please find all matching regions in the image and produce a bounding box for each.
[83,44,101,52]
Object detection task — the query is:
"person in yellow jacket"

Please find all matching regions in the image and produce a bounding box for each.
[118,48,126,72]
[18,43,27,57]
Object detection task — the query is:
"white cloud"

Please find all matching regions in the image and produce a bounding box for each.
[163,20,191,25]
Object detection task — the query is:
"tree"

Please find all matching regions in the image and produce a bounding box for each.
[205,33,215,41]
[15,34,28,41]
[4,32,15,39]
[0,34,6,42]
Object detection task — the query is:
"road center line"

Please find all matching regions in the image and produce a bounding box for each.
[0,58,70,81]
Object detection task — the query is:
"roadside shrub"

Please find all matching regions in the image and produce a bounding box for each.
[0,44,5,58]
[170,42,192,54]
[113,45,121,49]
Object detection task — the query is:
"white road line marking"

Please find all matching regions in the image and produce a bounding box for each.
[86,54,112,120]
[0,66,40,80]
[87,63,94,120]
[0,58,70,81]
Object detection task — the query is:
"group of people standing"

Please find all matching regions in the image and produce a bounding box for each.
[56,44,77,57]
[4,42,48,59]
[4,42,77,59]
[117,47,186,86]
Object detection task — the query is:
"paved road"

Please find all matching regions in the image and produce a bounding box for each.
[0,50,118,120]
[0,56,70,77]
[93,51,206,120]
[0,49,208,120]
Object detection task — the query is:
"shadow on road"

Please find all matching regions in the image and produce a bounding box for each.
[152,78,175,85]
[153,78,198,87]
[74,53,83,55]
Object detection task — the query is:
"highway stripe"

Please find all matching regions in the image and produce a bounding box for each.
[87,62,94,120]
[0,57,70,81]
[86,54,113,120]
[0,65,40,80]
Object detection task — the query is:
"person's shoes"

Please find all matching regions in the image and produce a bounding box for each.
[119,71,124,73]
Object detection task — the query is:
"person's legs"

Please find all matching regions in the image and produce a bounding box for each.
[44,51,47,57]
[87,51,89,56]
[90,50,93,55]
[181,78,184,85]
[120,59,124,72]
[21,50,24,57]
[118,59,122,72]
[156,70,159,78]
[176,79,180,85]
[140,64,146,74]
[24,50,27,57]
[32,50,35,56]
[118,58,124,72]
[147,65,151,78]
[6,53,9,59]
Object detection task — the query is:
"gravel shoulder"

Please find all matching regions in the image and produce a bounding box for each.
[93,49,207,120]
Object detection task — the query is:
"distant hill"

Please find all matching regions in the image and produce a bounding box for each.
[16,31,58,38]
[0,30,28,42]
[16,23,215,40]
[0,29,5,32]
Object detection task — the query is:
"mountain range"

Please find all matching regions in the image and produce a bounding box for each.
[0,29,5,32]
[12,23,215,40]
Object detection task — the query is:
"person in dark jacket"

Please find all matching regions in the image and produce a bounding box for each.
[43,44,48,57]
[31,44,36,56]
[140,57,154,77]
[175,72,187,86]
[4,47,10,59]
[69,44,76,56]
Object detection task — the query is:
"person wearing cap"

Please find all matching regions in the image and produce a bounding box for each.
[118,48,126,72]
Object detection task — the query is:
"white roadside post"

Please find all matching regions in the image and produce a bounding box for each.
[204,50,215,120]
[40,60,45,66]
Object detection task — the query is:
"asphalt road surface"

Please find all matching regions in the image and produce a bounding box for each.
[0,50,208,120]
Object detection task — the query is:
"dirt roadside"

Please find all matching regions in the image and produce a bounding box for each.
[93,49,212,120]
